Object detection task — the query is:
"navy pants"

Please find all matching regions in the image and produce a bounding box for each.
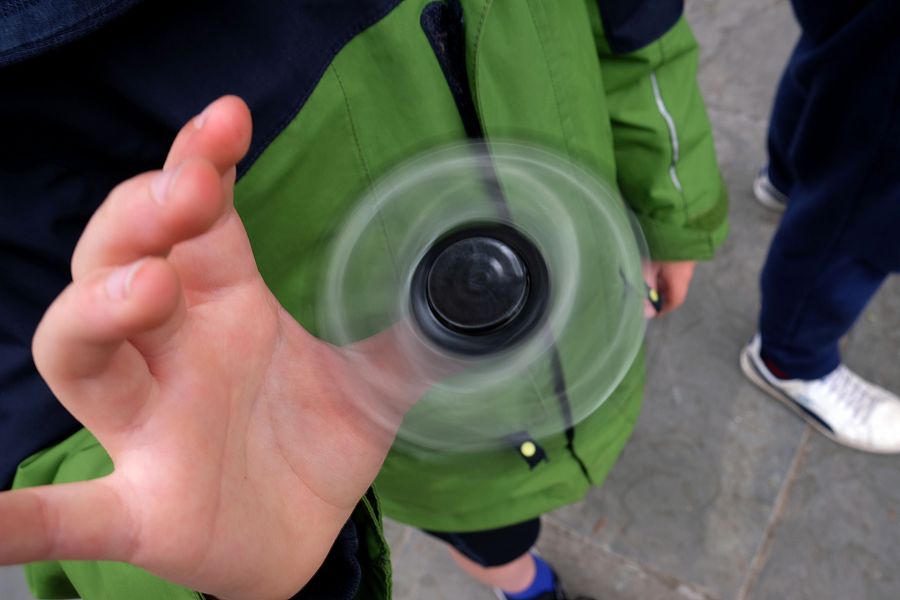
[759,0,900,379]
[423,519,540,567]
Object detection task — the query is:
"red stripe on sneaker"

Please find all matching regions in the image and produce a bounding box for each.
[761,354,791,380]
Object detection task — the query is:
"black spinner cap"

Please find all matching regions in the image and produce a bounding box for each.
[411,224,550,355]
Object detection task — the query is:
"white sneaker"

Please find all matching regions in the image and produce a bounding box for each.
[752,167,788,211]
[741,335,900,454]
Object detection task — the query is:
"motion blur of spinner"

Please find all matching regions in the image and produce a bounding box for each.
[320,142,649,455]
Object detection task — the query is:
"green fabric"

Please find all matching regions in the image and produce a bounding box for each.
[373,0,653,530]
[589,7,729,261]
[353,488,392,600]
[377,349,645,531]
[14,0,727,595]
[474,0,618,181]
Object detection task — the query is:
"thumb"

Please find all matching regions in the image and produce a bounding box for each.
[656,261,696,314]
[0,478,135,565]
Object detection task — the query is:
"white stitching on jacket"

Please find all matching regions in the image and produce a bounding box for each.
[650,71,684,193]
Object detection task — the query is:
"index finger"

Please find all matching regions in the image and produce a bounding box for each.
[164,95,252,175]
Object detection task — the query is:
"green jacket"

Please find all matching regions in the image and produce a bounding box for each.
[367,1,727,531]
[10,0,725,597]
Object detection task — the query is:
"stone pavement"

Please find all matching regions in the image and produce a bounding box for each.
[1,1,897,599]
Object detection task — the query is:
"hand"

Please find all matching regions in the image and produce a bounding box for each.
[0,97,416,600]
[643,260,696,316]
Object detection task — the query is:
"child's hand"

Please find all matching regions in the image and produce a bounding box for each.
[0,97,410,600]
[643,260,696,316]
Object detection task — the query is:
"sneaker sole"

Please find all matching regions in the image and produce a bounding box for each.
[739,346,894,454]
[752,177,787,212]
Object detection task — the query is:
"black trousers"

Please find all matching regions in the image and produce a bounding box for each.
[760,0,900,378]
[423,518,541,567]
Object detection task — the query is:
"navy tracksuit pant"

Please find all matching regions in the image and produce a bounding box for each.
[759,0,900,379]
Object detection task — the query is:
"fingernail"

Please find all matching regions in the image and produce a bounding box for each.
[194,105,212,130]
[150,168,177,205]
[106,259,146,300]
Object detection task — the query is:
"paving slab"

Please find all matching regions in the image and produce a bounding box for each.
[536,518,720,600]
[385,519,496,600]
[688,0,798,123]
[744,434,900,600]
[844,276,900,392]
[386,518,721,600]
[0,566,32,600]
[742,277,900,600]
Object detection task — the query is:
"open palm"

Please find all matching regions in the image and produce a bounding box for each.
[0,97,408,600]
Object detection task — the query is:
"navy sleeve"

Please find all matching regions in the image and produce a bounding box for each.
[0,0,400,489]
[0,36,168,489]
[597,0,684,54]
[0,0,144,67]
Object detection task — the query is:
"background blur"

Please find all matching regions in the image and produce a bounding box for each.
[2,0,897,598]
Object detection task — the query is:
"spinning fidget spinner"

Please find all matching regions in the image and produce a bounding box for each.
[320,143,649,455]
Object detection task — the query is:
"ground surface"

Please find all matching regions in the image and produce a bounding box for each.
[2,1,898,599]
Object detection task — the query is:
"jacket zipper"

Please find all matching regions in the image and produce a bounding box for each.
[421,0,592,481]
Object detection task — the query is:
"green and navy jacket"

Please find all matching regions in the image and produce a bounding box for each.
[0,0,726,598]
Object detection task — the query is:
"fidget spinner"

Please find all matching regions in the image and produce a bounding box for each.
[320,143,648,454]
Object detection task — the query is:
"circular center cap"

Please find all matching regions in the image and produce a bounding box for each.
[426,237,529,333]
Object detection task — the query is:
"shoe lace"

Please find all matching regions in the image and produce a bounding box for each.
[821,366,881,422]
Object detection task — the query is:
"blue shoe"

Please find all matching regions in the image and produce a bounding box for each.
[752,167,788,211]
[493,568,594,600]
